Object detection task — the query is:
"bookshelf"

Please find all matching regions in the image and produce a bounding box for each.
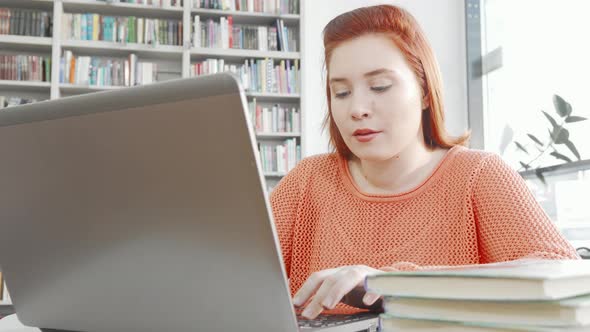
[0,0,304,193]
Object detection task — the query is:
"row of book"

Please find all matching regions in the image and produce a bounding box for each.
[190,58,299,94]
[0,55,51,82]
[60,51,157,87]
[193,0,299,15]
[0,8,53,37]
[258,138,299,174]
[62,13,183,46]
[0,96,38,109]
[193,16,296,52]
[366,259,590,331]
[248,99,300,134]
[96,0,183,7]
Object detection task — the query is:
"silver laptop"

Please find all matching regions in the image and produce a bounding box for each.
[0,73,380,332]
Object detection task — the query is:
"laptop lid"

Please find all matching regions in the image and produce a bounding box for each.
[0,73,300,332]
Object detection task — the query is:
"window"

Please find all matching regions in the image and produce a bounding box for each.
[466,0,590,246]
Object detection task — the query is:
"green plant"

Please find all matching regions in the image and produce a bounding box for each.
[514,94,587,184]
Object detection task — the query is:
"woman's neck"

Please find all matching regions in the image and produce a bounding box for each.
[348,141,448,195]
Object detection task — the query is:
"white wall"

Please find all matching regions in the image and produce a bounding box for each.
[300,0,468,157]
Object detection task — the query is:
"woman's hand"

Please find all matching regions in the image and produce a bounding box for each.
[292,265,383,319]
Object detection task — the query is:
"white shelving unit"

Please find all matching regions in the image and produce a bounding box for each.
[0,0,304,187]
[0,277,11,310]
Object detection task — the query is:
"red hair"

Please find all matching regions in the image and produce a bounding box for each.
[322,4,470,159]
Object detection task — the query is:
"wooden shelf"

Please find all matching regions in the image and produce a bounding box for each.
[0,35,52,53]
[264,172,287,177]
[256,132,301,139]
[0,80,51,93]
[0,0,53,11]
[62,0,184,19]
[246,92,300,101]
[59,83,125,94]
[59,85,300,101]
[191,8,299,25]
[190,47,299,61]
[61,40,183,60]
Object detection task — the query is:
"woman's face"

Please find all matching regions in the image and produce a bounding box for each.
[328,33,425,161]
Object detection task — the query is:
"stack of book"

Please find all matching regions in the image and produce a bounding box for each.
[366,259,590,331]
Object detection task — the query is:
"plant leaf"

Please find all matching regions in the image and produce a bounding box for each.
[553,94,572,118]
[565,116,587,123]
[535,169,546,185]
[553,128,570,144]
[542,111,559,129]
[519,161,531,170]
[527,133,543,146]
[550,151,572,163]
[565,140,581,160]
[515,141,528,154]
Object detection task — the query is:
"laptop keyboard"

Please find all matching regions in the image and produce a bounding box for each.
[297,312,377,330]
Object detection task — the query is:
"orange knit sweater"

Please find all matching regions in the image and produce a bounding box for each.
[270,145,579,312]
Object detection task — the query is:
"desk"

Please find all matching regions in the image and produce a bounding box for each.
[0,314,40,332]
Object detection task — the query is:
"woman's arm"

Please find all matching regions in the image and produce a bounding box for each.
[270,161,306,277]
[471,154,580,263]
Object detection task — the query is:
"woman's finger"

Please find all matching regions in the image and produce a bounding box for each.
[292,268,337,307]
[320,268,366,309]
[362,292,381,306]
[300,272,342,319]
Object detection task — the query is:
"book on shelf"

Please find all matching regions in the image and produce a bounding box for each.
[62,13,183,46]
[248,98,300,134]
[380,315,590,332]
[0,55,51,82]
[0,96,39,109]
[0,8,53,37]
[193,0,299,15]
[366,259,590,301]
[258,137,299,174]
[60,51,157,87]
[95,0,183,7]
[190,58,299,95]
[193,16,296,52]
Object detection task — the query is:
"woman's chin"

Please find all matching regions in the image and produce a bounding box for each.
[351,150,397,162]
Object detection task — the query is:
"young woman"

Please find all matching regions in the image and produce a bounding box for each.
[270,4,579,320]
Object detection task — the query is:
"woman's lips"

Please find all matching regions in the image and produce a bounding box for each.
[354,131,381,142]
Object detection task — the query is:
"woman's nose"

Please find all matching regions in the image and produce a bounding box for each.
[348,89,373,119]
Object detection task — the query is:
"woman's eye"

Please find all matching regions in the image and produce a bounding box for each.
[334,91,350,98]
[371,85,392,92]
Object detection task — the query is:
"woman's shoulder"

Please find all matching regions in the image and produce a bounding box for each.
[271,153,340,199]
[299,152,340,168]
[285,152,340,180]
[451,145,501,168]
[450,145,516,181]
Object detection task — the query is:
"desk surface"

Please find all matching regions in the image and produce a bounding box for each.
[0,314,39,331]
